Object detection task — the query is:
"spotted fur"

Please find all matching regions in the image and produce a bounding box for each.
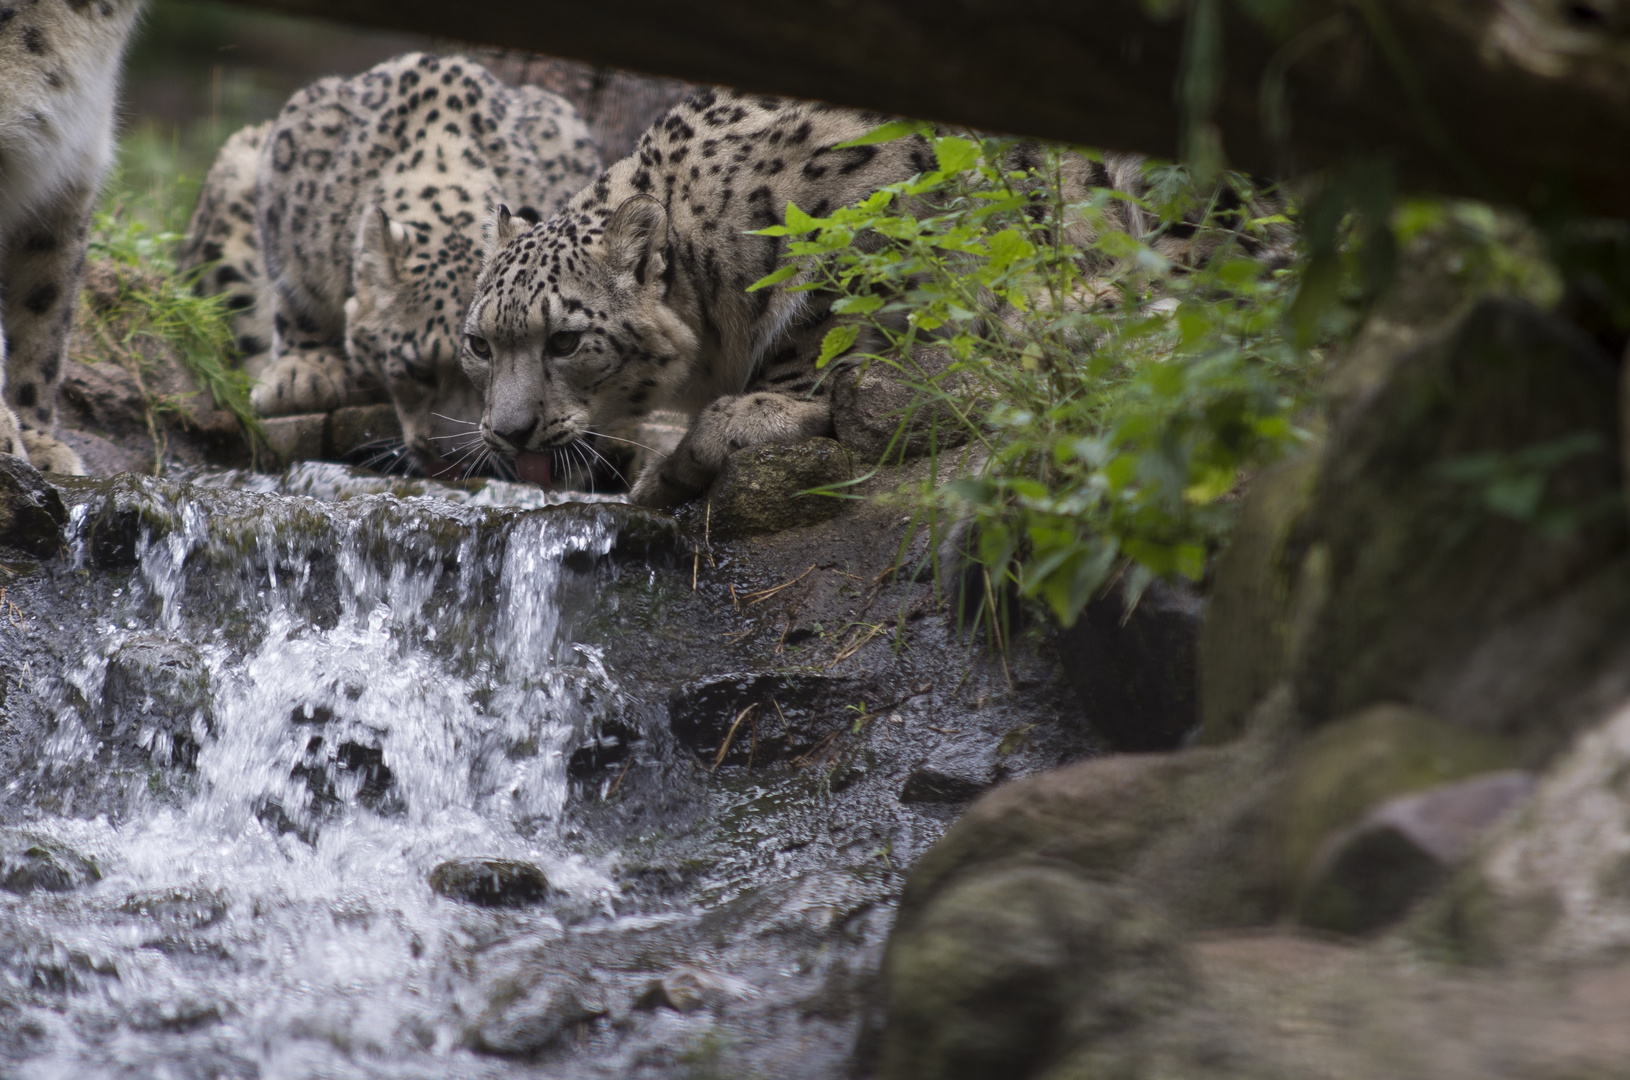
[247,52,600,471]
[179,120,275,381]
[0,0,143,474]
[460,89,941,507]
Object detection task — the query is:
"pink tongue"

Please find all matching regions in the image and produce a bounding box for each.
[516,451,553,488]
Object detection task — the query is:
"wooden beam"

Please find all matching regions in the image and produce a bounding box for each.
[196,0,1630,217]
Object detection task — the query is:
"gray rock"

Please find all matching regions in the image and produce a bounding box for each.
[830,348,970,465]
[468,971,608,1056]
[262,414,326,467]
[0,835,101,895]
[1058,576,1204,752]
[702,438,854,538]
[325,404,400,460]
[100,635,213,769]
[1300,770,1534,936]
[0,454,66,557]
[429,858,551,908]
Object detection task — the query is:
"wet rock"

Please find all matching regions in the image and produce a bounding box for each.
[567,719,638,780]
[119,889,229,930]
[633,967,744,1013]
[325,404,400,461]
[1058,576,1204,751]
[0,836,101,895]
[899,743,1000,805]
[1280,704,1517,888]
[126,997,224,1032]
[61,473,182,569]
[1426,698,1630,965]
[879,864,1189,1080]
[429,858,551,908]
[668,671,860,767]
[262,413,326,467]
[1300,770,1534,936]
[702,438,854,538]
[467,970,608,1056]
[830,348,970,465]
[100,635,213,769]
[293,738,399,816]
[0,454,66,557]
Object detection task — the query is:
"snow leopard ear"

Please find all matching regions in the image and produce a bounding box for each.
[603,194,668,287]
[357,205,410,289]
[485,203,528,260]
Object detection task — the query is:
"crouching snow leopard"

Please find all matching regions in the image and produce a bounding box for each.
[0,0,143,474]
[460,89,1277,507]
[189,52,600,474]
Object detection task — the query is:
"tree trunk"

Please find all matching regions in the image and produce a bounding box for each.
[202,0,1630,217]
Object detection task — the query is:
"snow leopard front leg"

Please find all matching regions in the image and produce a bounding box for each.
[629,391,833,509]
[0,179,96,474]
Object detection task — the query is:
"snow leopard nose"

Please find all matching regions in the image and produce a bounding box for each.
[490,418,538,452]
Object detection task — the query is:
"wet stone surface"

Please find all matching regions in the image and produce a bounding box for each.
[0,460,1095,1079]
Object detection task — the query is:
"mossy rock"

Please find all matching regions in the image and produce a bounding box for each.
[702,437,854,538]
[880,862,1189,1080]
[429,858,550,908]
[1196,455,1319,745]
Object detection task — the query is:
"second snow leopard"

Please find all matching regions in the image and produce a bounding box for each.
[186,52,600,474]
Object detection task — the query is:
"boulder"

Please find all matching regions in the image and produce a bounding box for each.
[429,858,551,908]
[1058,576,1204,751]
[1199,299,1629,761]
[879,863,1189,1080]
[0,454,67,557]
[1299,770,1534,936]
[829,348,970,465]
[702,438,854,538]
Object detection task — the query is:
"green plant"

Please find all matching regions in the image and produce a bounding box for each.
[752,130,1322,629]
[82,201,262,457]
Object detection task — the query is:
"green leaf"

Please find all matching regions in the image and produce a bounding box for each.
[816,324,859,368]
[832,294,884,316]
[784,202,820,233]
[933,136,980,174]
[746,263,799,293]
[834,119,934,149]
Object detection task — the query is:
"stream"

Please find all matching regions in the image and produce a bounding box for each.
[0,463,1093,1079]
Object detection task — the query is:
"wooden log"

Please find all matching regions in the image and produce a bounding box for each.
[199,0,1630,216]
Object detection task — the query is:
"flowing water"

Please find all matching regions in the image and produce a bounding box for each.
[0,463,1091,1079]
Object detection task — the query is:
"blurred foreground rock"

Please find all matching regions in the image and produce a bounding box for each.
[871,295,1630,1079]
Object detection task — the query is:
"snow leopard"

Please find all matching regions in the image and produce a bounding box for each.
[459,89,1273,507]
[243,51,600,474]
[0,0,143,474]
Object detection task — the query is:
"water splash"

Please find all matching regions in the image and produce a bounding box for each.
[6,471,634,1077]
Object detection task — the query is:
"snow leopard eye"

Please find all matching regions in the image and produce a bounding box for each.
[466,335,492,360]
[547,330,582,357]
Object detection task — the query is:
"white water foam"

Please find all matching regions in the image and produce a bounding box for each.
[6,478,629,1077]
